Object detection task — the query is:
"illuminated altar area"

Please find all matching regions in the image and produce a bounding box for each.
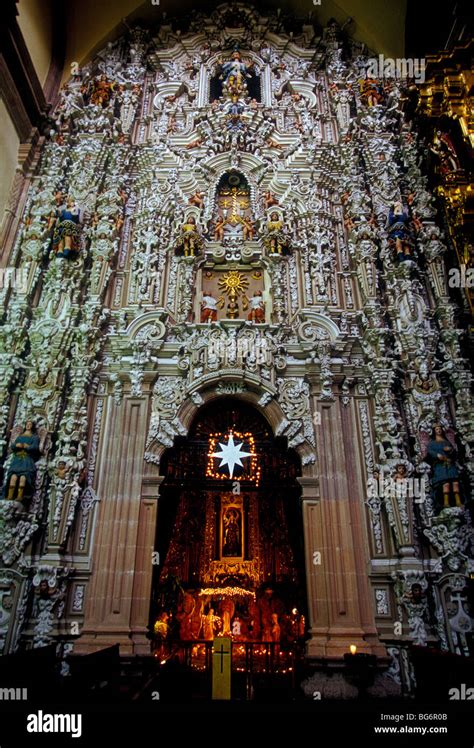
[151,400,306,668]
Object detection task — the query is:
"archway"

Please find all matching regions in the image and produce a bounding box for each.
[150,397,307,677]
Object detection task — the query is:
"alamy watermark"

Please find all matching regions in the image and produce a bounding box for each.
[368,475,427,503]
[0,686,28,700]
[27,711,82,738]
[0,268,28,292]
[208,337,270,365]
[448,265,474,288]
[364,54,426,84]
[448,684,474,700]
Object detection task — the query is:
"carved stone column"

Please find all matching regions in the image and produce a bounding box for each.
[304,399,386,659]
[76,393,149,654]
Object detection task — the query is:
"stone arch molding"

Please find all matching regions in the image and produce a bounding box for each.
[144,374,318,477]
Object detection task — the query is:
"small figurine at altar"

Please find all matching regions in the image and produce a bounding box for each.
[247,290,265,323]
[201,292,218,323]
[178,216,203,257]
[51,196,82,258]
[153,611,170,660]
[153,611,169,639]
[2,420,40,501]
[203,607,219,640]
[387,201,415,263]
[270,613,281,643]
[265,211,288,255]
[176,591,195,640]
[426,423,463,509]
[221,598,235,637]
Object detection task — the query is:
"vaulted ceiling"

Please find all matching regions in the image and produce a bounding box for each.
[64,0,408,76]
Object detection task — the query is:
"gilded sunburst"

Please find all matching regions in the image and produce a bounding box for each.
[218,270,249,298]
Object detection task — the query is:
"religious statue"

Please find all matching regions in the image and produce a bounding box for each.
[359,78,384,107]
[402,583,428,647]
[259,586,282,642]
[241,217,254,241]
[224,298,240,319]
[90,74,114,108]
[55,460,70,481]
[393,462,408,485]
[190,593,204,638]
[247,290,265,323]
[387,201,415,263]
[153,611,170,660]
[270,613,281,643]
[213,217,226,242]
[50,197,82,258]
[263,191,279,209]
[203,607,219,641]
[265,211,288,255]
[413,360,439,397]
[189,190,205,209]
[222,508,241,556]
[178,216,203,257]
[153,611,169,638]
[33,578,63,648]
[426,424,462,509]
[220,598,235,637]
[176,591,195,640]
[430,130,461,177]
[201,292,218,323]
[220,50,250,99]
[2,420,40,501]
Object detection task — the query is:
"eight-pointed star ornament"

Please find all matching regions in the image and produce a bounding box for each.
[209,433,252,479]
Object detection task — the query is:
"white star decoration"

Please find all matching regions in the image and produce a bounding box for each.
[209,434,252,479]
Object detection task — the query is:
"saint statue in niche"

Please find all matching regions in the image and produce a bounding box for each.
[212,171,253,242]
[1,420,41,501]
[50,196,82,259]
[222,507,242,557]
[219,50,251,99]
[425,423,463,509]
